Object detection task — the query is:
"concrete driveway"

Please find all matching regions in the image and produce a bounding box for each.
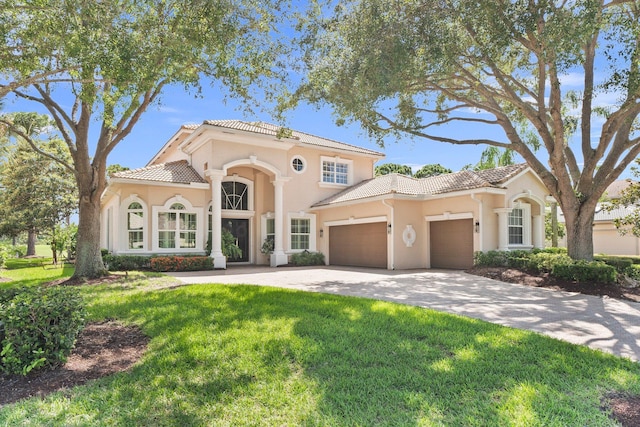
[169,266,640,362]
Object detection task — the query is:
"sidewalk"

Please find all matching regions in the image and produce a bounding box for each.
[169,266,640,362]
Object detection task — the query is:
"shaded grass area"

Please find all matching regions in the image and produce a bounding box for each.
[0,262,74,287]
[1,277,639,426]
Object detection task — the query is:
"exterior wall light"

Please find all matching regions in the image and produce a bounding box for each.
[387,223,392,234]
[475,220,480,233]
[319,229,324,238]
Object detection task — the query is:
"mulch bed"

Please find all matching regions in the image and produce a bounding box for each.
[466,266,640,303]
[0,320,149,407]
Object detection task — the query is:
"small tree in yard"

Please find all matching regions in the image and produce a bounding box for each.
[298,0,640,260]
[0,1,291,279]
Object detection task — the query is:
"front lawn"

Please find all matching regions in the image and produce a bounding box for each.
[1,268,639,425]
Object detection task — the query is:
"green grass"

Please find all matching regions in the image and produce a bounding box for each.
[1,269,639,425]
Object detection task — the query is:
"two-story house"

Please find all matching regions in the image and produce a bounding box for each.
[100,120,551,270]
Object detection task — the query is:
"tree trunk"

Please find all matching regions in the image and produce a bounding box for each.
[564,209,595,261]
[72,187,107,279]
[26,228,37,256]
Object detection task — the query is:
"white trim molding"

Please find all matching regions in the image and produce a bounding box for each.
[287,212,317,253]
[151,195,205,253]
[119,194,148,253]
[425,211,474,222]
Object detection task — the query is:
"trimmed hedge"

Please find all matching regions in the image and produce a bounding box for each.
[150,256,213,272]
[103,254,151,271]
[552,260,617,284]
[290,251,325,266]
[1,286,86,375]
[474,248,617,284]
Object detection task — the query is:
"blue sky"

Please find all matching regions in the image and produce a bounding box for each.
[100,84,494,173]
[2,70,634,180]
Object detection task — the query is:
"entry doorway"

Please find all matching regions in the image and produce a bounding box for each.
[222,218,249,262]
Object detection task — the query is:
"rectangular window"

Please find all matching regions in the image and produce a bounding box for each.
[179,213,197,248]
[266,218,275,247]
[322,159,350,184]
[127,211,144,249]
[508,208,524,245]
[290,218,310,250]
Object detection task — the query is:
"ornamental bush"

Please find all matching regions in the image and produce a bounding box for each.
[552,260,617,284]
[290,251,325,266]
[103,254,151,271]
[474,250,509,267]
[0,286,86,375]
[150,256,213,272]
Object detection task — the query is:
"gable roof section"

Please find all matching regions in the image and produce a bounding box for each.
[110,160,207,185]
[312,163,528,207]
[201,120,385,157]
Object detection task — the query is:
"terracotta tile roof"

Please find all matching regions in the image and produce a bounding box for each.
[202,119,384,157]
[111,160,206,184]
[312,164,528,207]
[604,179,637,200]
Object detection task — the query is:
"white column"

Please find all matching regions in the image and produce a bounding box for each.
[271,178,288,267]
[532,214,544,248]
[208,170,226,269]
[494,208,511,251]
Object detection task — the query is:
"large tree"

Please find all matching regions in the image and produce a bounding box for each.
[0,1,290,278]
[298,0,640,260]
[0,131,77,256]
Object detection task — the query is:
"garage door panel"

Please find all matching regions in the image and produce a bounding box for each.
[329,223,387,268]
[430,219,473,269]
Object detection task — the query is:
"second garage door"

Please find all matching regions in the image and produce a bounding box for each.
[329,222,387,268]
[430,219,474,269]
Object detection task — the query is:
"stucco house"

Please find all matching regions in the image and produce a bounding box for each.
[100,120,551,270]
[559,179,640,256]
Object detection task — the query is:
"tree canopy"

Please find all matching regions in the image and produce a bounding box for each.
[298,0,640,260]
[0,0,292,278]
[375,163,413,176]
[413,164,452,178]
[0,115,77,255]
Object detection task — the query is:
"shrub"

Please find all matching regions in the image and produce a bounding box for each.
[594,255,634,273]
[103,254,151,271]
[526,252,573,273]
[0,286,86,375]
[290,251,325,266]
[150,256,213,272]
[623,264,640,281]
[474,250,509,267]
[552,260,617,284]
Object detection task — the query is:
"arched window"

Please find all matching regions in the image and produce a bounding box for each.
[127,201,145,250]
[157,202,197,249]
[222,181,248,210]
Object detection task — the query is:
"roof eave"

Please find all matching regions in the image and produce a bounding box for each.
[311,186,507,210]
[108,177,209,189]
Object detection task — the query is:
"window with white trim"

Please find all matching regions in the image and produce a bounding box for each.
[320,156,352,185]
[507,202,531,247]
[157,203,197,249]
[291,218,310,250]
[127,202,145,250]
[222,181,248,210]
[508,208,524,245]
[287,213,316,252]
[291,156,306,174]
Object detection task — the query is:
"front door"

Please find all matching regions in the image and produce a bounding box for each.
[222,218,249,262]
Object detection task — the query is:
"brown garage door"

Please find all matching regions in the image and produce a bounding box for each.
[430,219,473,269]
[329,222,387,268]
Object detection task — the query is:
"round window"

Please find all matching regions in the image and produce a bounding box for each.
[291,156,306,173]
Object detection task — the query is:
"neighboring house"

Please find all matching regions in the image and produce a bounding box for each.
[559,179,640,256]
[100,120,551,270]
